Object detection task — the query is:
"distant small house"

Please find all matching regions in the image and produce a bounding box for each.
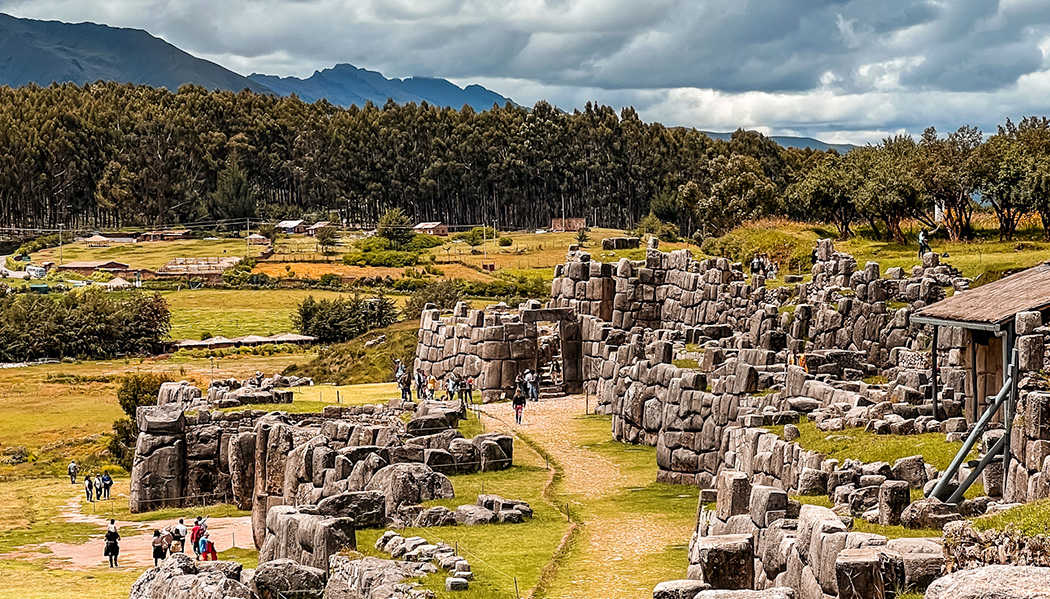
[57,260,131,276]
[551,218,586,232]
[413,222,448,237]
[246,233,270,246]
[276,220,307,235]
[304,222,332,237]
[97,233,138,243]
[139,230,192,242]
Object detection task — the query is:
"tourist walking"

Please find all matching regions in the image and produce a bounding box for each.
[104,520,120,568]
[444,375,457,401]
[512,388,526,425]
[94,475,104,501]
[415,368,426,401]
[460,375,473,403]
[199,532,218,561]
[525,369,539,401]
[398,371,412,402]
[172,518,188,553]
[84,475,94,502]
[190,519,203,559]
[151,530,167,566]
[67,460,79,484]
[101,471,113,500]
[918,229,929,258]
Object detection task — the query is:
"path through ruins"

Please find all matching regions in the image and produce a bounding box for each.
[1,493,252,571]
[482,395,694,599]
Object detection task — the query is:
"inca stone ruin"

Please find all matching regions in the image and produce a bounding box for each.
[126,236,1050,599]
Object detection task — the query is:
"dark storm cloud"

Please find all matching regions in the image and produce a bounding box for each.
[5,0,1050,142]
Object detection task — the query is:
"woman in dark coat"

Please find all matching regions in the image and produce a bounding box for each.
[104,520,120,567]
[151,529,167,566]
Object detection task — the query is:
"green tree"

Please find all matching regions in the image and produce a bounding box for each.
[918,126,982,241]
[681,155,776,238]
[853,137,930,244]
[633,213,680,242]
[575,228,589,246]
[789,153,859,239]
[376,208,415,247]
[315,225,338,254]
[109,372,172,472]
[973,131,1034,241]
[209,152,256,221]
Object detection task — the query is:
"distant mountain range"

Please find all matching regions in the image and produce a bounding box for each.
[0,13,511,111]
[701,131,856,153]
[0,12,852,151]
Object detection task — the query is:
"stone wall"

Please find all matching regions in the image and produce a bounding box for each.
[413,302,541,403]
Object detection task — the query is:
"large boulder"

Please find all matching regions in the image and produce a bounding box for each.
[688,534,754,590]
[900,498,960,530]
[652,579,711,599]
[925,565,1050,599]
[415,506,458,527]
[252,559,326,599]
[454,505,496,525]
[364,463,455,515]
[312,491,386,528]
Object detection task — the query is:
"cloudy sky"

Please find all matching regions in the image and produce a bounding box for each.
[4,0,1050,144]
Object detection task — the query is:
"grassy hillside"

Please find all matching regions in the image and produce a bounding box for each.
[284,320,418,385]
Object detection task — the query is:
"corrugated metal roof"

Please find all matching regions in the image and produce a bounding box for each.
[914,262,1050,325]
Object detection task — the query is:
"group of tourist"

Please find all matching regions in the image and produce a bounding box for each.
[395,359,475,403]
[100,511,219,568]
[749,253,779,279]
[69,461,114,502]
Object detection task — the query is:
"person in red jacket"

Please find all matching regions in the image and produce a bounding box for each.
[189,520,203,560]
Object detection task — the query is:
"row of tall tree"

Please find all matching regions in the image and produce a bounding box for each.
[0,82,812,233]
[787,119,1050,242]
[5,81,1050,242]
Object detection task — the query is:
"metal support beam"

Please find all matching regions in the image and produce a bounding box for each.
[947,433,1005,505]
[931,374,1011,501]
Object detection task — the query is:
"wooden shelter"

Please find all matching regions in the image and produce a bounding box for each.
[911,262,1050,503]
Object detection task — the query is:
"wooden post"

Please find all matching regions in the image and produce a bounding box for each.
[970,332,978,423]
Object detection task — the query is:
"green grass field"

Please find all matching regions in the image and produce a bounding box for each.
[32,238,267,271]
[161,288,363,340]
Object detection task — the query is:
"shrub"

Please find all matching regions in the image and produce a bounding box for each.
[453,226,498,247]
[405,233,444,250]
[343,250,420,268]
[498,236,513,247]
[318,273,342,288]
[634,214,681,242]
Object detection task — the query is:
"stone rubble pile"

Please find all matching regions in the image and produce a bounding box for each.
[374,530,476,592]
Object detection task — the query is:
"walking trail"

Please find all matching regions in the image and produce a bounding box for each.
[481,395,693,599]
[3,495,251,571]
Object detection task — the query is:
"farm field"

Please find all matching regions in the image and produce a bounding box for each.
[31,238,267,271]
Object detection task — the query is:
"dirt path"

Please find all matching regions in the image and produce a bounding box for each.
[482,395,690,599]
[2,495,251,571]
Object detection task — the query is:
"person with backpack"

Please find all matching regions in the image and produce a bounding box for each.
[104,520,120,568]
[67,460,79,484]
[512,387,526,425]
[101,471,113,500]
[84,475,94,502]
[199,532,218,561]
[172,518,188,553]
[398,372,412,403]
[94,475,104,501]
[151,530,167,567]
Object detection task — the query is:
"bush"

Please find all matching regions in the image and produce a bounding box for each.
[634,214,681,242]
[117,372,171,418]
[405,233,444,250]
[318,273,342,288]
[498,236,513,247]
[343,250,420,268]
[403,280,464,319]
[453,226,498,247]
